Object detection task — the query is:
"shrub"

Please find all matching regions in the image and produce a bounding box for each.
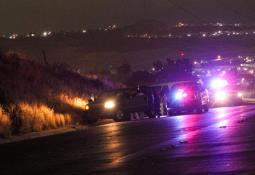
[18,102,71,133]
[0,106,11,137]
[58,93,88,110]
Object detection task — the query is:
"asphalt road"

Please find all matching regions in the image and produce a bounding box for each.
[1,105,255,175]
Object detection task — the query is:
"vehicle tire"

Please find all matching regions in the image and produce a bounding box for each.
[196,106,204,114]
[146,110,155,118]
[84,110,99,124]
[169,109,180,116]
[203,105,209,112]
[167,110,174,116]
[85,113,99,124]
[175,110,181,116]
[113,111,130,122]
[186,107,194,114]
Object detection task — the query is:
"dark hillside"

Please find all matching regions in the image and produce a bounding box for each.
[0,52,109,137]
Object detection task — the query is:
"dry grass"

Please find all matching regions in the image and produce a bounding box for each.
[0,52,111,137]
[18,102,72,133]
[0,106,11,137]
[58,94,88,110]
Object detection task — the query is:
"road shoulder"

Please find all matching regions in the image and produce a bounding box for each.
[0,125,87,145]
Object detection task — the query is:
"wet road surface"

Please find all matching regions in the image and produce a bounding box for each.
[1,105,255,175]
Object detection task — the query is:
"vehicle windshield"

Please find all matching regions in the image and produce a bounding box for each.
[96,88,138,101]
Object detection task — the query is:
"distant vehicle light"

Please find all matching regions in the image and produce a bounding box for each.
[210,78,228,89]
[104,100,115,109]
[215,91,228,101]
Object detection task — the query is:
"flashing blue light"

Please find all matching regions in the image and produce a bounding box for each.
[174,91,183,100]
[174,89,187,100]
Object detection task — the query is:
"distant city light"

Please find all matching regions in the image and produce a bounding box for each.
[212,32,218,36]
[216,22,224,27]
[26,33,35,38]
[43,32,47,37]
[176,22,186,28]
[3,22,255,41]
[217,55,222,60]
[9,33,18,39]
[42,31,51,37]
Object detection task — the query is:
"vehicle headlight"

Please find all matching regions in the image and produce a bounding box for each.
[85,105,90,111]
[210,78,228,89]
[104,100,115,109]
[237,92,243,98]
[215,91,228,101]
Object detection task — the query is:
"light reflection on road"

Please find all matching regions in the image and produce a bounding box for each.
[95,106,255,174]
[172,106,254,174]
[102,123,124,165]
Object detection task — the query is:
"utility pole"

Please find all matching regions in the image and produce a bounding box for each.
[42,50,49,65]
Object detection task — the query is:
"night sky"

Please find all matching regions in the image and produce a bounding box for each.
[0,0,255,33]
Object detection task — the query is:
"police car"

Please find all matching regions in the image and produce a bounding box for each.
[167,81,210,115]
[208,77,244,106]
